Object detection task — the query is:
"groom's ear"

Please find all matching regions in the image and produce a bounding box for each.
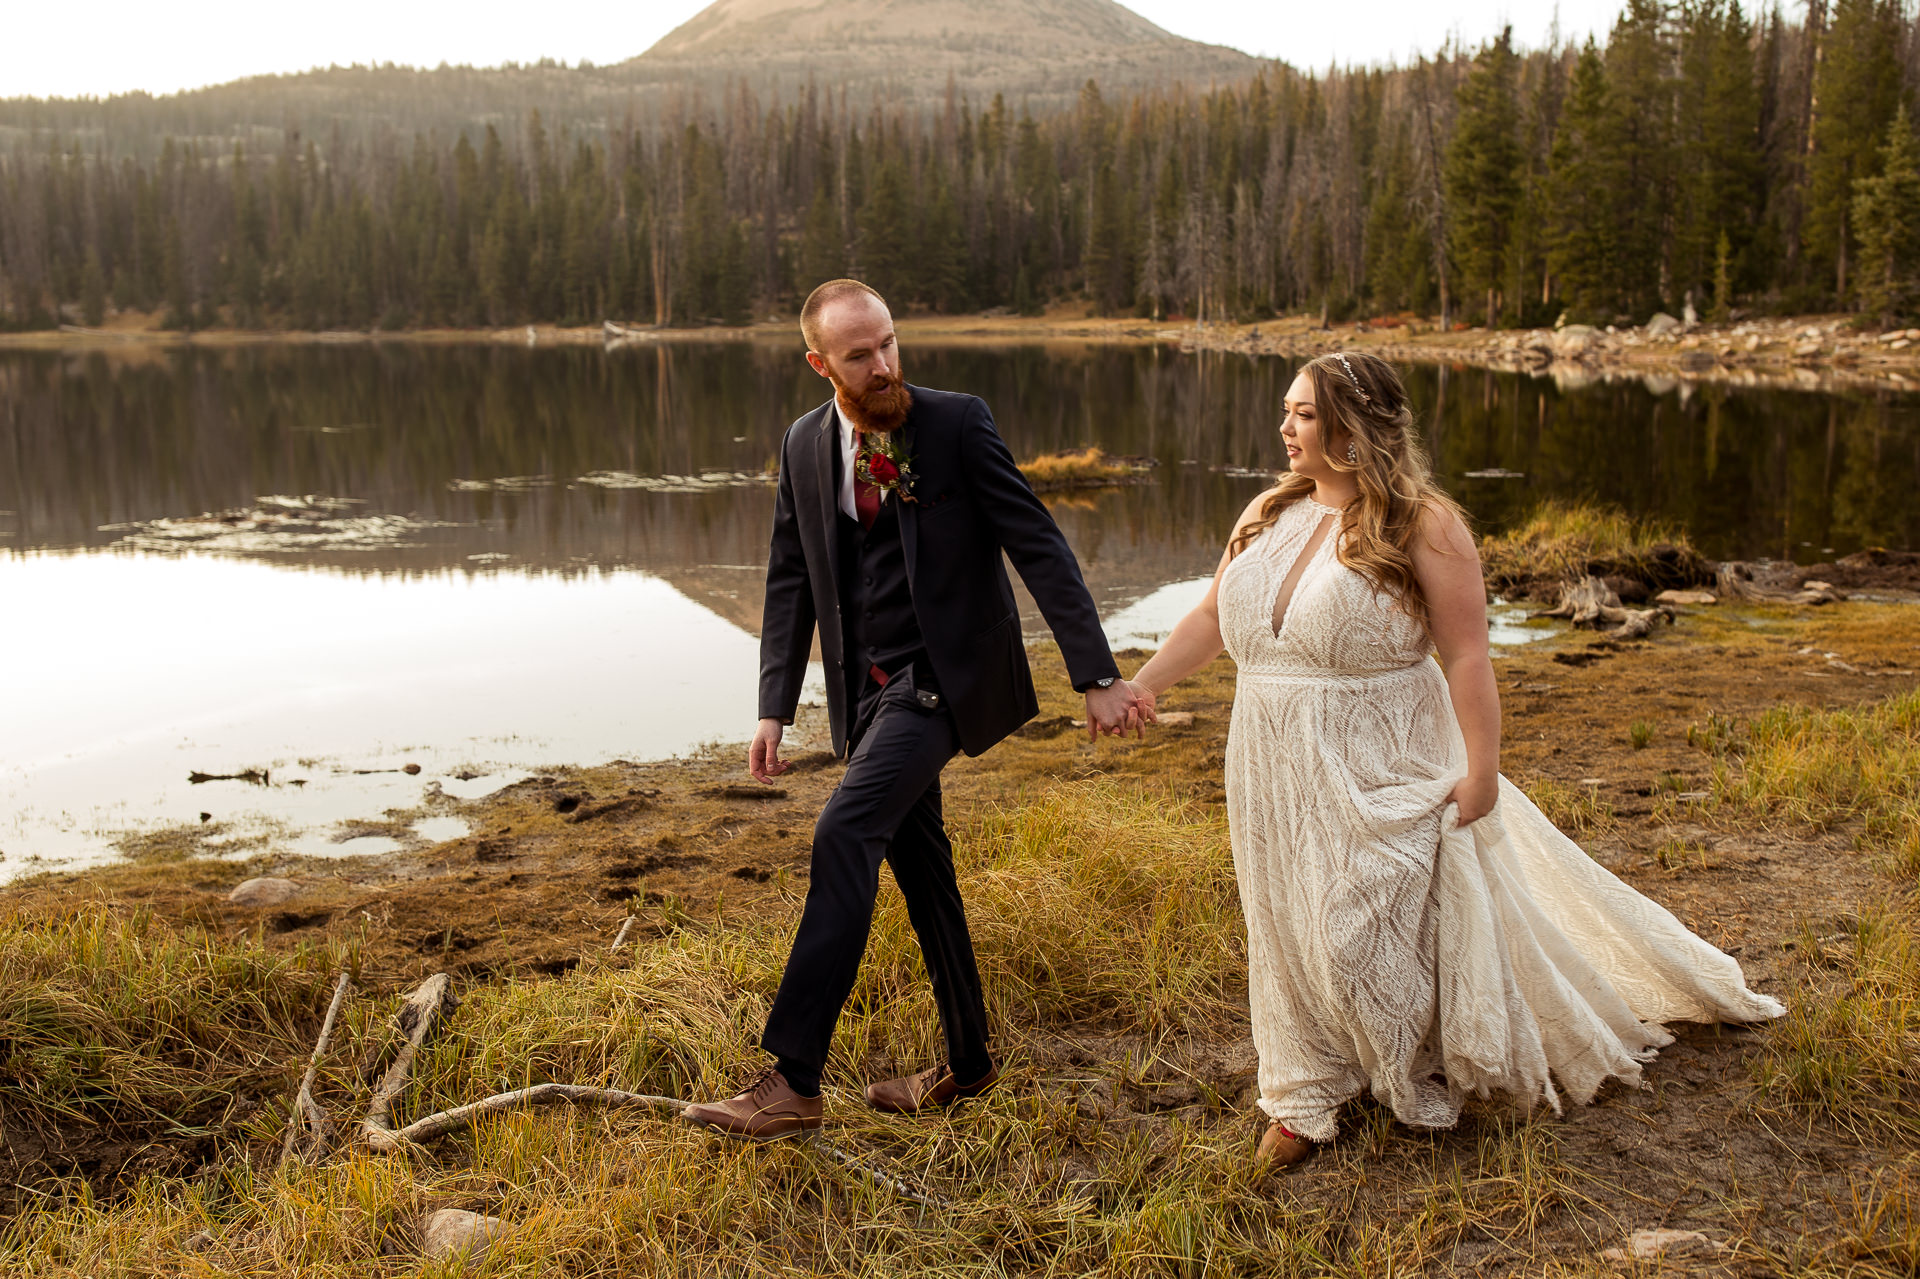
[804,350,831,379]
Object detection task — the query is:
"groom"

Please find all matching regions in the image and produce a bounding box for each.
[682,279,1146,1140]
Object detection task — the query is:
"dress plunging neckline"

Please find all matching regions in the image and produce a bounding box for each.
[1270,507,1337,638]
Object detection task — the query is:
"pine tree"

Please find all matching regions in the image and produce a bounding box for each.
[858,159,912,302]
[719,220,753,325]
[1673,0,1763,310]
[1545,41,1618,320]
[1805,0,1905,297]
[1851,106,1920,324]
[918,172,968,312]
[79,248,106,326]
[1602,0,1679,316]
[798,183,843,288]
[1710,229,1734,320]
[1445,27,1525,327]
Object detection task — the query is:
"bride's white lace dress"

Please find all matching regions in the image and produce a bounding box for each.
[1219,496,1783,1140]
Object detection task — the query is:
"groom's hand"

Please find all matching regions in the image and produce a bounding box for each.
[749,718,790,783]
[1085,683,1147,740]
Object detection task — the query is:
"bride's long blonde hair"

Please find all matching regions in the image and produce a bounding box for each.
[1228,351,1465,636]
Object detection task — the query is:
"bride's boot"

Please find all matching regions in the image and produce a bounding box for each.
[1254,1121,1317,1170]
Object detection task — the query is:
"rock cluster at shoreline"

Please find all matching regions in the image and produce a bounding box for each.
[1177,312,1920,392]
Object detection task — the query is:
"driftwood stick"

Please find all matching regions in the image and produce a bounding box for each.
[609,917,636,952]
[810,1136,947,1207]
[360,973,458,1147]
[370,1083,684,1149]
[279,972,352,1166]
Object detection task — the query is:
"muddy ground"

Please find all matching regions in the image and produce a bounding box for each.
[7,595,1919,1272]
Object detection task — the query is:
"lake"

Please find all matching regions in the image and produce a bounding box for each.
[3,339,1916,876]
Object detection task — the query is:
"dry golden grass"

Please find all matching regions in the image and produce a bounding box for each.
[1519,779,1617,838]
[1478,500,1708,597]
[1705,686,1920,875]
[1017,448,1143,493]
[0,905,337,1131]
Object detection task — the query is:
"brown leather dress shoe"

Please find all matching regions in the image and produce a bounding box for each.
[681,1067,823,1142]
[865,1061,999,1114]
[1254,1121,1317,1170]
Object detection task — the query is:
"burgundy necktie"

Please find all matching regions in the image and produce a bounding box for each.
[853,430,880,530]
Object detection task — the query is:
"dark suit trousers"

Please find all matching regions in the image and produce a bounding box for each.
[760,670,992,1081]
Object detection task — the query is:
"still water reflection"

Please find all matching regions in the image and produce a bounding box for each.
[2,341,1915,874]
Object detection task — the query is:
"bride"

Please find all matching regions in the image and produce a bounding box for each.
[1127,351,1783,1167]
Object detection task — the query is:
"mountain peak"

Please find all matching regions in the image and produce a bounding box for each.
[644,0,1184,61]
[632,0,1260,103]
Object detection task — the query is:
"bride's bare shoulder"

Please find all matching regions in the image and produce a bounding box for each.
[1413,497,1478,560]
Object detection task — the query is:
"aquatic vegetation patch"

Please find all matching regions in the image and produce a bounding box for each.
[102,495,463,555]
[574,470,775,492]
[1019,448,1154,493]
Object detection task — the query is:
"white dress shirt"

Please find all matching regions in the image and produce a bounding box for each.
[834,400,859,521]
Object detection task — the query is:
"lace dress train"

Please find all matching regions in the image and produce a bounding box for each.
[1218,498,1783,1141]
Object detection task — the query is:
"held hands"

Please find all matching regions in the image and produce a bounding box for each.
[1085,679,1157,741]
[1446,772,1499,826]
[749,718,790,784]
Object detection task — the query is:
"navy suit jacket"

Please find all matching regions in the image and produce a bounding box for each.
[757,385,1119,757]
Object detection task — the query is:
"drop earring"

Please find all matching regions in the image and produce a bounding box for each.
[1346,441,1358,465]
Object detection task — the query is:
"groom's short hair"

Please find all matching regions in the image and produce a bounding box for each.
[801,279,888,353]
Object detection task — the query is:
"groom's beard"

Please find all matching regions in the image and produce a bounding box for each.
[831,366,912,433]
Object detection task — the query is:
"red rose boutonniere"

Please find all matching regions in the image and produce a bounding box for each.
[855,433,917,502]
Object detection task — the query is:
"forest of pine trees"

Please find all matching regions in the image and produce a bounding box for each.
[2,0,1918,333]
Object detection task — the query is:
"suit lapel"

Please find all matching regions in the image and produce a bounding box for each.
[894,396,920,596]
[810,401,840,574]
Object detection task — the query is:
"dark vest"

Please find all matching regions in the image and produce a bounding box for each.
[837,492,925,694]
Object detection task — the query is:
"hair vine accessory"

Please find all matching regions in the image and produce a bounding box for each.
[1331,352,1371,405]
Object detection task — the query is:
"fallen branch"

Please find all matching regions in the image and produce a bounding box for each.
[348,971,946,1206]
[609,917,636,952]
[361,973,459,1148]
[372,1083,683,1148]
[369,1082,946,1205]
[279,972,352,1166]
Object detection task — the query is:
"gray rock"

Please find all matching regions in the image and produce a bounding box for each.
[422,1208,508,1263]
[1644,312,1681,337]
[1551,325,1600,357]
[226,877,299,907]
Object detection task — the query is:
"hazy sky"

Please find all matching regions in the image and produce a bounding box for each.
[3,0,1625,100]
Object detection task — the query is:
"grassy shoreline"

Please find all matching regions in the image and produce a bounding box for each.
[5,592,1920,1273]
